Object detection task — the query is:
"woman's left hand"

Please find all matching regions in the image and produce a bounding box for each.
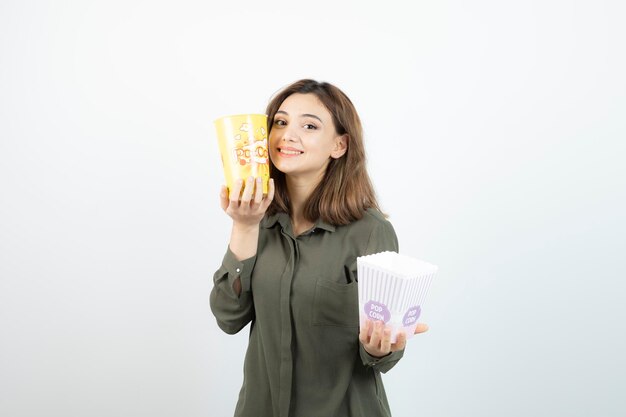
[359,319,429,358]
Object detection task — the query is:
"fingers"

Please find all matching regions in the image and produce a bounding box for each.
[414,323,429,334]
[368,321,382,348]
[232,177,273,208]
[229,179,244,206]
[359,319,371,344]
[367,321,387,355]
[393,331,407,351]
[258,178,275,211]
[359,321,414,357]
[253,177,264,204]
[240,176,255,204]
[219,185,229,211]
[361,320,392,358]
[266,178,275,202]
[222,177,274,224]
[380,327,392,353]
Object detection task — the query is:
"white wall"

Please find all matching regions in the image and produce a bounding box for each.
[1,1,624,416]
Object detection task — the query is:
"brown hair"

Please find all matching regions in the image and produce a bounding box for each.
[265,79,382,226]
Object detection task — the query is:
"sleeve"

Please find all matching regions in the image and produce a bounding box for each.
[364,217,399,257]
[358,217,404,374]
[359,343,405,373]
[209,246,256,335]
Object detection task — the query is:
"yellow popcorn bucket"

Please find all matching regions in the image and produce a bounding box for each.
[214,114,270,195]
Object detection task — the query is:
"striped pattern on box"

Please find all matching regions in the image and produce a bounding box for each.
[357,251,438,342]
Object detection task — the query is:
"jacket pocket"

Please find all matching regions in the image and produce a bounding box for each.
[311,278,359,327]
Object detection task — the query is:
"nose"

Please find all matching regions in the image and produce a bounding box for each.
[279,125,299,142]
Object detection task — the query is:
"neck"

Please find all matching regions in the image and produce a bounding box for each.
[285,173,322,234]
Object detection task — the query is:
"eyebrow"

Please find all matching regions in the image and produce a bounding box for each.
[276,110,324,124]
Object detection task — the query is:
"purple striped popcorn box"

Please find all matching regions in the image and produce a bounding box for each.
[357,251,438,343]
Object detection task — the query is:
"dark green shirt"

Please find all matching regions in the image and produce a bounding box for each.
[210,208,404,417]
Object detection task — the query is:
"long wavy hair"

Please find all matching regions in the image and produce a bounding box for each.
[265,79,382,226]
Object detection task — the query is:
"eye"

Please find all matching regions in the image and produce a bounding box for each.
[303,123,317,130]
[274,119,287,127]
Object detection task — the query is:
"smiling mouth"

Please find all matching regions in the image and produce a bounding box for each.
[278,147,304,155]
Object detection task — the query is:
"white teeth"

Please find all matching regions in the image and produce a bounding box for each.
[280,149,302,155]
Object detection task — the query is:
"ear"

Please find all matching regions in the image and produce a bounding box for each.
[330,134,349,159]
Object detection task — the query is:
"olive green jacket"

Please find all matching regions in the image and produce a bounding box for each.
[210,209,404,417]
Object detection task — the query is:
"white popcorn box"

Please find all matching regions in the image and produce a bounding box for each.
[357,251,438,343]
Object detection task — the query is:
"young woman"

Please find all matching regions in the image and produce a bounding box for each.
[210,79,428,417]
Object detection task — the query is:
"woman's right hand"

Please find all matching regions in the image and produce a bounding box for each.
[220,176,275,228]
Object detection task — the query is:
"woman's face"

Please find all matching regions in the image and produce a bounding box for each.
[269,93,346,181]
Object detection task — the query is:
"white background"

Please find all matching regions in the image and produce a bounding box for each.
[1,0,625,416]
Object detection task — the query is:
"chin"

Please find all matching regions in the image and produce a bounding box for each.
[270,160,289,174]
